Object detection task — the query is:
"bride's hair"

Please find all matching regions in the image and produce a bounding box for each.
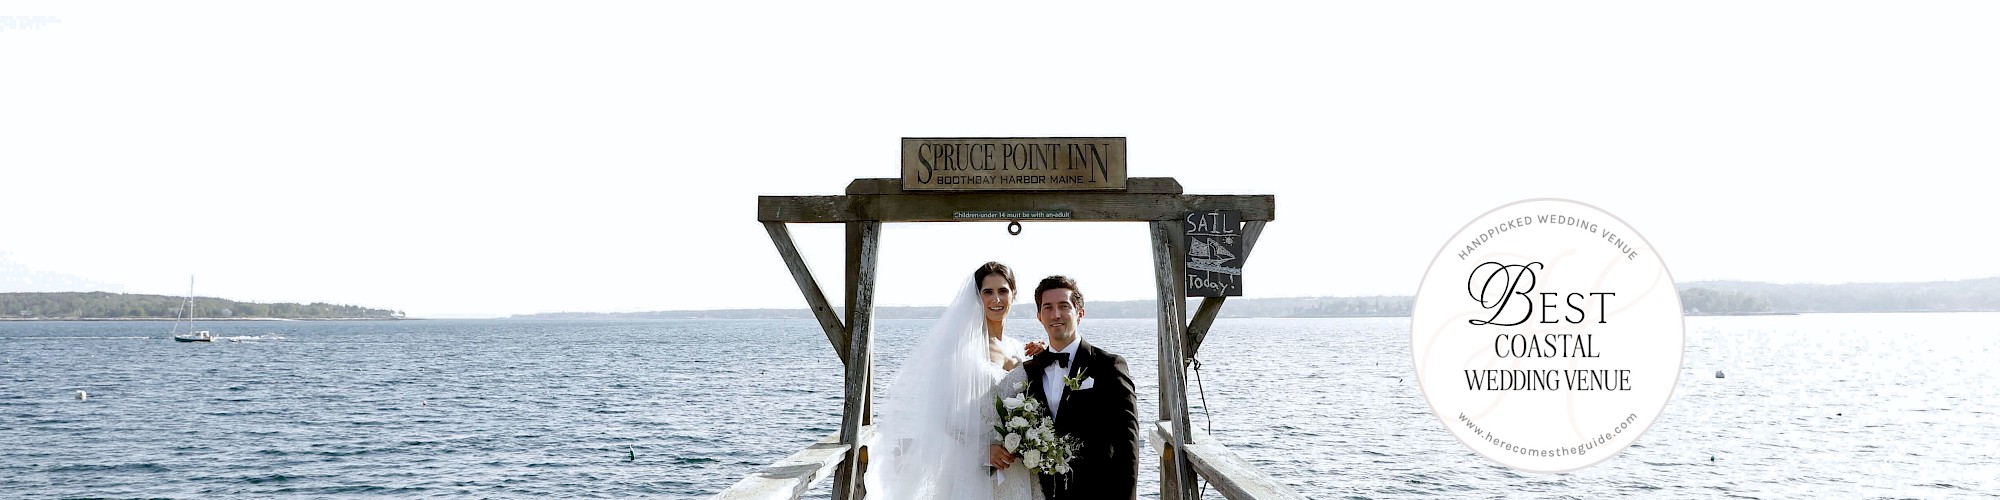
[973,261,1016,291]
[869,260,1019,495]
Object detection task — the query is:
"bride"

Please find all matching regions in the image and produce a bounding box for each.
[866,261,1044,499]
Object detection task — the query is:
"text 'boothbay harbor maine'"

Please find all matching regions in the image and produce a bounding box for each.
[901,137,1128,190]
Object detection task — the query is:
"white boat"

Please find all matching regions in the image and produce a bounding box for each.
[171,277,214,343]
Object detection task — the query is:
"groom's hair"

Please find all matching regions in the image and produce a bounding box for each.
[1034,275,1084,311]
[973,261,1016,291]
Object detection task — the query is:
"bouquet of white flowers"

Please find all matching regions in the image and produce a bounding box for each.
[993,381,1081,476]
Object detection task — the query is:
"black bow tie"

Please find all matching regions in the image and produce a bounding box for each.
[1035,351,1071,369]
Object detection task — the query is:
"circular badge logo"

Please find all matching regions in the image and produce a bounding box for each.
[1412,198,1683,472]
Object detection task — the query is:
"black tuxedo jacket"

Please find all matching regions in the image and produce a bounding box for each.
[1025,339,1139,500]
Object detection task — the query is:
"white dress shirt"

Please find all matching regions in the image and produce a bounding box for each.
[1040,340,1082,419]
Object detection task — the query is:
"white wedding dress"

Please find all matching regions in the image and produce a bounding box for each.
[985,356,1038,500]
[866,281,1041,500]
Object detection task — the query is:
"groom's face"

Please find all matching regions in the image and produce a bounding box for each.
[1037,288,1083,342]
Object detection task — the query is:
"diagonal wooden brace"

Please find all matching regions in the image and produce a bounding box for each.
[1185,220,1265,364]
[762,221,850,364]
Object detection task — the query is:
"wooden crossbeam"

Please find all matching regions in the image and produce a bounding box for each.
[845,177,1186,195]
[758,181,1273,223]
[1185,220,1267,363]
[761,222,849,363]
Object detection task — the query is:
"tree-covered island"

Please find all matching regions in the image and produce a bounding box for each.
[0,292,405,320]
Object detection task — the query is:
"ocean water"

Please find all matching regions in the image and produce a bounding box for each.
[2,314,1996,498]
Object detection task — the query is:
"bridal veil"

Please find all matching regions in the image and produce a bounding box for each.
[866,280,997,498]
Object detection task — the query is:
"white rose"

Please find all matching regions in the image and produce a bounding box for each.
[1022,449,1042,470]
[1003,433,1022,453]
[1056,463,1071,474]
[1003,396,1024,410]
[1024,398,1040,411]
[1040,427,1056,443]
[1010,417,1030,430]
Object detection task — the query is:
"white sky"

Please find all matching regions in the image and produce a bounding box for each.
[2,2,1995,318]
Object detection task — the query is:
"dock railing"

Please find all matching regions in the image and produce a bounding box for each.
[713,426,875,500]
[1153,421,1308,500]
[715,421,1308,500]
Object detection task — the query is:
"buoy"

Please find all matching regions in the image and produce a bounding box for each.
[628,447,637,462]
[76,390,87,401]
[1710,455,1715,462]
[1715,371,1725,379]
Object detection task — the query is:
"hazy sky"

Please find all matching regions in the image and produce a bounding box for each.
[3,3,1995,317]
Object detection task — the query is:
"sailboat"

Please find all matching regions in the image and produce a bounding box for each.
[171,276,214,343]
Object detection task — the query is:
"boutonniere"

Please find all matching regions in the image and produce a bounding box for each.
[1063,367,1090,391]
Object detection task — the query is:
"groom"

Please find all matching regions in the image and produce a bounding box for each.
[1021,275,1139,499]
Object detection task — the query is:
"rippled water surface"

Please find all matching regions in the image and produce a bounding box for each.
[3,314,1996,498]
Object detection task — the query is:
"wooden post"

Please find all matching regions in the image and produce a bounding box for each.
[1158,436,1183,500]
[1184,220,1265,363]
[762,221,850,363]
[1150,220,1197,500]
[833,221,881,500]
[848,221,881,427]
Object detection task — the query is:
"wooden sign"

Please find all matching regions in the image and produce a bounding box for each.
[901,137,1127,191]
[1184,210,1243,297]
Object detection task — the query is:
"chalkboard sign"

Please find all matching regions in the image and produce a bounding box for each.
[1184,210,1243,297]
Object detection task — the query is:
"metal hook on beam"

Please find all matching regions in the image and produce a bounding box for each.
[1007,220,1023,236]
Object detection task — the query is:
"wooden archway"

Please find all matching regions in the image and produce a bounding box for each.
[720,175,1300,500]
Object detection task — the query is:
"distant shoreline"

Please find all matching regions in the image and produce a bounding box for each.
[505,310,2000,321]
[0,292,403,322]
[0,317,416,322]
[1685,312,1800,317]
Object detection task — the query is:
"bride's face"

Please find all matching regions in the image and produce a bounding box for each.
[979,274,1014,323]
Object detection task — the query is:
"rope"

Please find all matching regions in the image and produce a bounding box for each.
[1189,357,1214,499]
[1190,358,1213,435]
